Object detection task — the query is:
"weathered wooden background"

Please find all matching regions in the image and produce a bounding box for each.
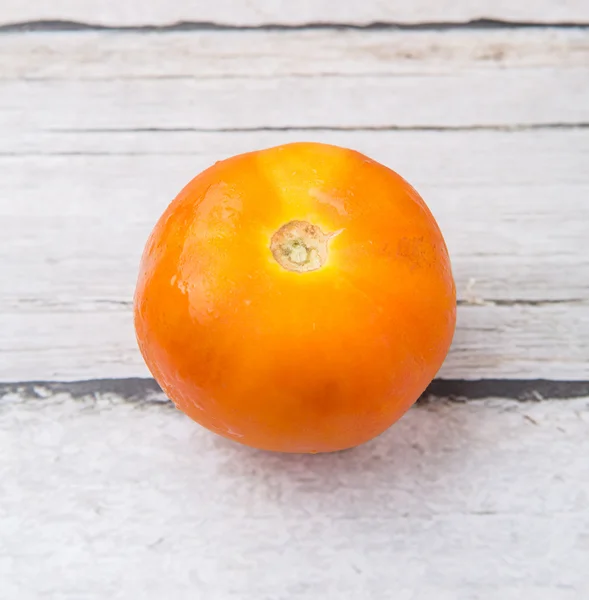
[1,2,588,599]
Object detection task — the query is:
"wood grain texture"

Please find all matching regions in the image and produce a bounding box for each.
[1,0,589,27]
[1,29,588,381]
[2,31,588,132]
[3,304,588,382]
[1,391,588,599]
[2,29,588,79]
[4,68,587,131]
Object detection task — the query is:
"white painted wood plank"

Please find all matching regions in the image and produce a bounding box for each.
[2,30,588,80]
[3,303,588,381]
[2,31,587,131]
[3,70,586,131]
[1,392,588,599]
[1,0,588,27]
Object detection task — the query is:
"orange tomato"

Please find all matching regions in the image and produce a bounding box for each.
[134,142,456,453]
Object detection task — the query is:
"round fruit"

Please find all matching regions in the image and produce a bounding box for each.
[134,142,456,453]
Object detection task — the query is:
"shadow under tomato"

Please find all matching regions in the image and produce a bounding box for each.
[209,398,483,515]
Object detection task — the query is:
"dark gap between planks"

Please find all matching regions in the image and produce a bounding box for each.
[44,124,589,134]
[1,378,589,403]
[1,19,589,33]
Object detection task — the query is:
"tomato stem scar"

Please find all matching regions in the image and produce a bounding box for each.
[270,220,338,273]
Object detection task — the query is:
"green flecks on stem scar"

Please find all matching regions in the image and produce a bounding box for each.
[270,220,341,273]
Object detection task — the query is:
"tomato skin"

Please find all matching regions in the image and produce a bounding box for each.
[134,142,456,453]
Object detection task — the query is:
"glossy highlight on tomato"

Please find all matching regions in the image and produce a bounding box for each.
[134,142,456,453]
